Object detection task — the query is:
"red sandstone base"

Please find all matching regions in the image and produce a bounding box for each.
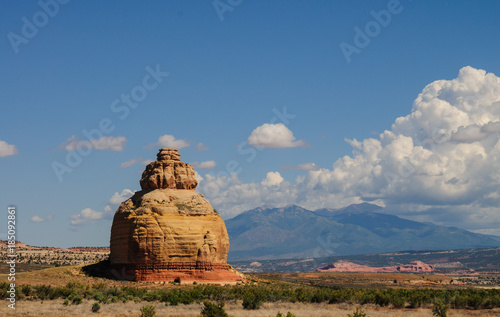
[110,262,245,283]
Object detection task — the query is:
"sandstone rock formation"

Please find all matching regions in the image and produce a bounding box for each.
[110,148,243,283]
[316,260,434,273]
[139,148,198,190]
[397,261,434,273]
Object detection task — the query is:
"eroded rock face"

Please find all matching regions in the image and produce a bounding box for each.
[140,148,198,190]
[397,261,434,273]
[110,148,242,283]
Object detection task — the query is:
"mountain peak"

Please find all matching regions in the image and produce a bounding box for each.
[313,202,383,217]
[336,202,383,214]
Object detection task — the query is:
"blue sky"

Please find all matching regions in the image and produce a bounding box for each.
[1,0,500,247]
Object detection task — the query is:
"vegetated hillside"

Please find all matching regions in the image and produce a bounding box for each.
[230,247,500,274]
[226,203,500,261]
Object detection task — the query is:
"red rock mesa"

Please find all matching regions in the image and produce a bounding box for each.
[316,260,434,273]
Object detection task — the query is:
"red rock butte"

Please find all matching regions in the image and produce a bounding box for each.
[110,148,244,283]
[316,260,434,273]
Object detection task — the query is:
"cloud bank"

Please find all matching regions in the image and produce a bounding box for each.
[198,67,500,234]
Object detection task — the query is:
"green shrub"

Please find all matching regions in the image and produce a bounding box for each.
[200,301,228,317]
[50,286,73,299]
[66,281,84,289]
[408,293,423,308]
[63,299,70,306]
[122,286,147,299]
[242,292,262,310]
[432,300,449,317]
[140,304,156,317]
[92,283,106,290]
[144,291,159,302]
[374,291,390,307]
[34,285,52,300]
[92,302,101,313]
[311,288,330,303]
[21,285,32,297]
[163,291,180,306]
[452,294,467,309]
[69,293,83,305]
[94,292,109,304]
[294,288,313,303]
[348,307,368,317]
[468,293,483,310]
[391,295,406,308]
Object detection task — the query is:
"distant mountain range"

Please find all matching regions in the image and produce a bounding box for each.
[226,203,500,261]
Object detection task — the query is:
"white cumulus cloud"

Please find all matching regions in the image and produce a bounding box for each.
[157,135,190,149]
[261,171,284,186]
[71,208,103,226]
[109,189,135,205]
[247,123,306,148]
[0,140,18,157]
[191,160,216,169]
[198,67,500,234]
[30,215,53,223]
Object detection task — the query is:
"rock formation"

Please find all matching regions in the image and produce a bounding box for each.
[316,260,434,273]
[396,261,434,273]
[110,148,243,283]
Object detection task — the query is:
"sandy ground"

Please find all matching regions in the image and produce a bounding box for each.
[2,300,500,317]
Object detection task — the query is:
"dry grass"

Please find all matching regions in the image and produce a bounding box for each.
[2,300,500,317]
[0,265,190,290]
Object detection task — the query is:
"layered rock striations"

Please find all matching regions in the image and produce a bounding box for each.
[110,148,243,283]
